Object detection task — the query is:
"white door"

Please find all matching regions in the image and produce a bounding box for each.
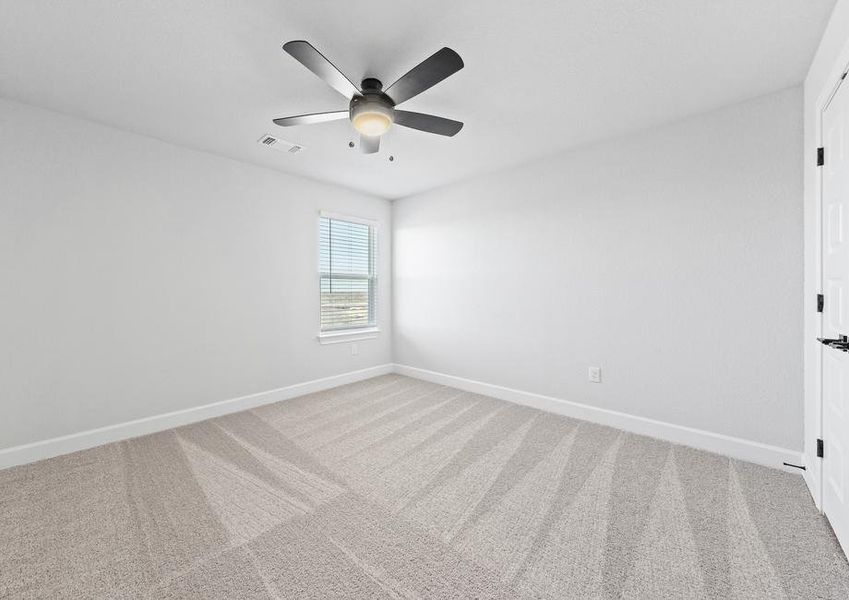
[821,75,849,557]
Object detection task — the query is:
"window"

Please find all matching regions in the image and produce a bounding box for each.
[319,213,377,335]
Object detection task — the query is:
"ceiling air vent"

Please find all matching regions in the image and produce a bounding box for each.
[257,134,303,154]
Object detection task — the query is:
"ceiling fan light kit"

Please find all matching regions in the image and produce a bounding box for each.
[350,83,394,137]
[274,41,464,154]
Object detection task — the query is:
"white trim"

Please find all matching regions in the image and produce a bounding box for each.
[2,361,804,474]
[0,363,393,471]
[319,209,379,228]
[318,328,380,344]
[393,364,803,472]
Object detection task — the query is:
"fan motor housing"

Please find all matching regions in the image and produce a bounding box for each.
[350,80,395,135]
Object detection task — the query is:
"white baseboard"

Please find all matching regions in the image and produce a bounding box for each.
[393,364,803,473]
[2,361,803,474]
[0,364,393,470]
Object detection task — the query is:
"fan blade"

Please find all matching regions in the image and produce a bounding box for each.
[283,40,360,100]
[360,135,380,154]
[394,110,463,136]
[385,48,464,105]
[273,111,349,127]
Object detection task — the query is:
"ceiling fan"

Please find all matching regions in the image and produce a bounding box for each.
[273,41,464,154]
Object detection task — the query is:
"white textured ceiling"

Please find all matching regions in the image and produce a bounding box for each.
[0,0,836,199]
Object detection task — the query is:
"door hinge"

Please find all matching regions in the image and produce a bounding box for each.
[817,438,824,458]
[817,147,825,167]
[818,293,824,313]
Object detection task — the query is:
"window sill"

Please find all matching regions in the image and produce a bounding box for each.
[317,328,380,345]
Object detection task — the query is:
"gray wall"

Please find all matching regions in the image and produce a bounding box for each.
[393,87,803,450]
[0,98,392,449]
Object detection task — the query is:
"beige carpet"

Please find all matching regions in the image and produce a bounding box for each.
[1,374,847,599]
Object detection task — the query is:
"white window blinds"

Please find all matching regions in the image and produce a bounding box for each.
[319,215,377,332]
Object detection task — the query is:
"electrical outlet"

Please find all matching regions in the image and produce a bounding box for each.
[588,366,601,383]
[351,343,358,356]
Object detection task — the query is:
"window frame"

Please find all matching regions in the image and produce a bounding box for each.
[316,210,380,343]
